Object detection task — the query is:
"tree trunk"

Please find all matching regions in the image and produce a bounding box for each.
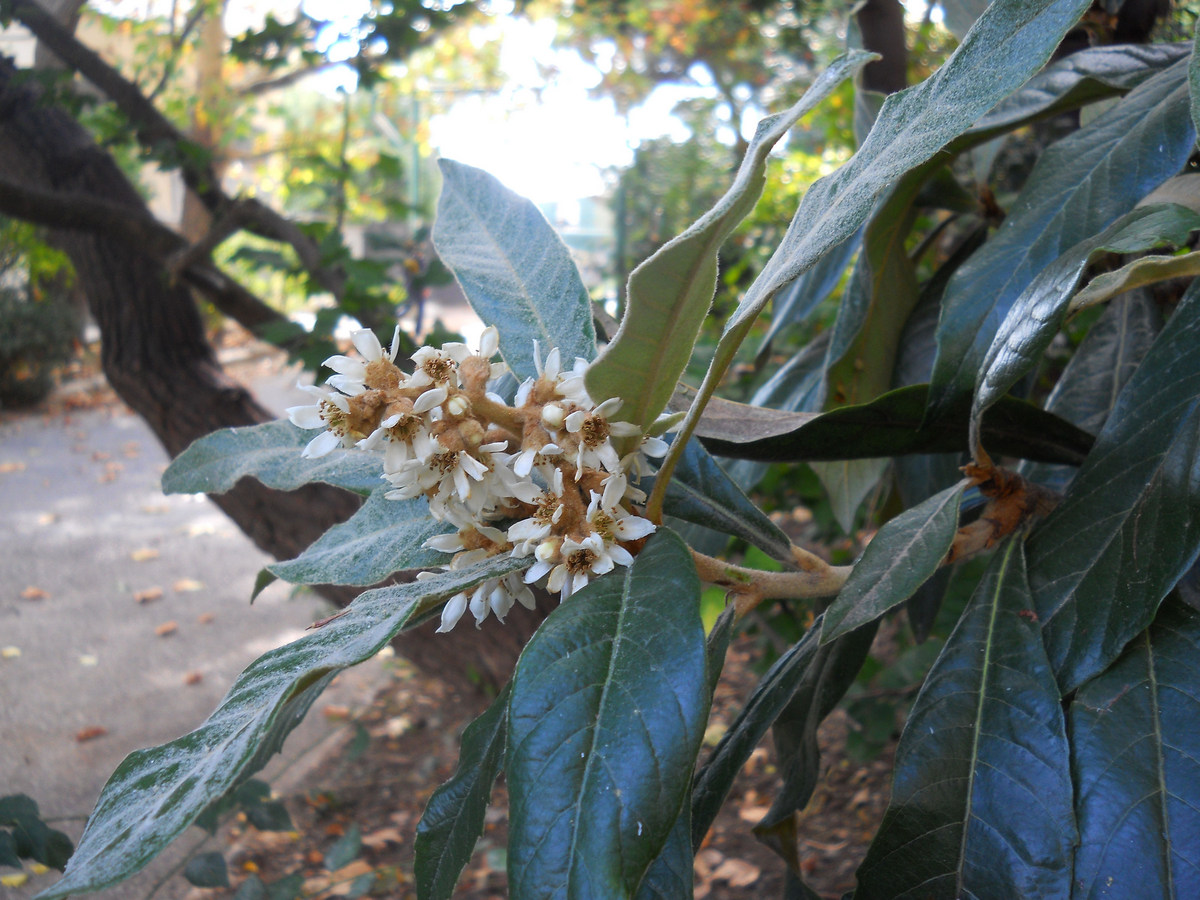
[855,0,908,95]
[0,57,544,694]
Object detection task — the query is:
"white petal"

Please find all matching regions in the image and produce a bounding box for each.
[524,560,552,583]
[413,387,448,414]
[565,410,587,433]
[614,516,656,541]
[302,430,342,458]
[469,585,489,626]
[326,374,366,395]
[609,422,641,438]
[424,532,465,552]
[459,453,488,481]
[594,397,623,418]
[479,326,499,359]
[642,436,670,458]
[436,592,469,633]
[543,347,561,378]
[387,324,402,361]
[590,554,615,576]
[351,328,384,361]
[479,441,509,453]
[287,404,324,430]
[609,544,634,566]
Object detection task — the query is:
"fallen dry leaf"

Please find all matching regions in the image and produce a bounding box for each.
[79,655,98,667]
[323,705,351,720]
[91,451,110,461]
[0,461,27,474]
[173,578,204,593]
[737,804,770,826]
[711,858,761,888]
[36,512,58,525]
[20,586,48,601]
[197,612,215,624]
[154,621,178,637]
[98,462,123,482]
[130,547,160,562]
[141,504,170,515]
[1,646,20,660]
[75,726,108,742]
[134,587,163,604]
[183,671,204,686]
[360,826,403,851]
[122,442,140,458]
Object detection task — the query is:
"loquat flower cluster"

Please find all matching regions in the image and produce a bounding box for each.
[287,325,669,632]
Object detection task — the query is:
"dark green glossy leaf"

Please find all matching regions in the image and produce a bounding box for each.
[244,799,292,833]
[633,813,693,900]
[971,203,1200,451]
[1019,290,1161,491]
[755,624,877,839]
[697,384,1094,466]
[822,482,965,643]
[724,0,1092,346]
[506,530,706,900]
[692,619,823,850]
[233,874,266,900]
[756,229,861,363]
[183,852,229,889]
[433,159,595,381]
[969,42,1191,141]
[659,439,795,566]
[415,683,510,900]
[585,51,873,429]
[35,556,524,900]
[268,492,451,586]
[1027,281,1200,693]
[931,55,1196,416]
[162,420,382,496]
[1190,20,1200,138]
[1070,596,1200,900]
[854,539,1075,899]
[0,796,72,872]
[1072,249,1200,311]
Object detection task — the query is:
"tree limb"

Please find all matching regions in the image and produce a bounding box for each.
[10,0,347,300]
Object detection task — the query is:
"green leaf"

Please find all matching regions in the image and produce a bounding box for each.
[0,796,72,872]
[35,556,524,900]
[659,439,795,566]
[1190,19,1200,139]
[432,159,595,382]
[0,832,20,869]
[725,0,1092,346]
[1027,281,1200,692]
[696,384,1094,467]
[633,814,694,900]
[938,0,989,39]
[822,167,924,409]
[756,229,861,363]
[183,852,229,889]
[584,50,874,429]
[969,42,1191,141]
[233,874,266,900]
[754,624,877,842]
[268,492,451,586]
[970,203,1200,452]
[810,457,889,535]
[324,824,361,871]
[1071,249,1200,311]
[506,530,707,900]
[415,683,510,900]
[691,619,824,850]
[854,539,1076,899]
[1070,596,1200,899]
[930,55,1196,417]
[162,420,382,496]
[822,482,965,643]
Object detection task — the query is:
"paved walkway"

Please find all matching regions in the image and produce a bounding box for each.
[0,355,389,899]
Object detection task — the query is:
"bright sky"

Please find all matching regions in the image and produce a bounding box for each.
[424,15,712,204]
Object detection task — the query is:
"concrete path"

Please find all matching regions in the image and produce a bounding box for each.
[0,356,390,899]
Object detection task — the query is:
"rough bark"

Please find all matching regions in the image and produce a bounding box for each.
[0,57,543,694]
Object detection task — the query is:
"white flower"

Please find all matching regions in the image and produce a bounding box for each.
[408,345,460,390]
[563,398,640,475]
[587,474,657,547]
[324,326,401,394]
[286,385,355,458]
[507,469,567,553]
[436,572,536,632]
